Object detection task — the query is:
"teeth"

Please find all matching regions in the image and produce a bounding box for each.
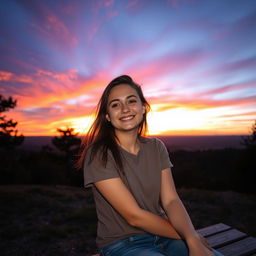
[120,116,134,121]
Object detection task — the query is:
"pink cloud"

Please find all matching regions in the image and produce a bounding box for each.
[0,70,33,83]
[197,81,256,97]
[196,57,256,81]
[129,50,206,85]
[0,71,13,81]
[29,5,78,49]
[220,111,256,118]
[147,94,256,112]
[0,69,99,108]
[83,1,118,41]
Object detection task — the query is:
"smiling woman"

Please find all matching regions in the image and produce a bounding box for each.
[105,84,146,141]
[76,75,224,256]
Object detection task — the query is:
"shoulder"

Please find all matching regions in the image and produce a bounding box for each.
[84,144,114,167]
[139,136,166,149]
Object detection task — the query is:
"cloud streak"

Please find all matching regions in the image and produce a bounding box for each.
[0,0,255,135]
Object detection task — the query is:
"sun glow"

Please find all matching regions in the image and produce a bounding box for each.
[43,104,253,136]
[49,115,95,135]
[147,104,249,135]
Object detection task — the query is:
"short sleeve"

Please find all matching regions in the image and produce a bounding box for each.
[83,147,120,189]
[156,138,174,171]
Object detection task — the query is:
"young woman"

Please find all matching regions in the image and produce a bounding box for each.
[77,75,224,256]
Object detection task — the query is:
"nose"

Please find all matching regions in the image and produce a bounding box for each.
[121,102,130,113]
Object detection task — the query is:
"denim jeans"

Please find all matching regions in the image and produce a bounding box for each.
[99,233,224,256]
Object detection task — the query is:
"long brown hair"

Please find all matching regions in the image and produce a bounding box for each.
[75,75,151,176]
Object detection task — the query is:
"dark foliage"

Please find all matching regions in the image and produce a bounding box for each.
[0,145,254,194]
[0,95,24,149]
[0,148,83,187]
[242,120,256,150]
[233,120,256,193]
[52,128,81,155]
[170,148,246,191]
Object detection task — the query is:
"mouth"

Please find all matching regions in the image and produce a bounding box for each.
[119,115,135,121]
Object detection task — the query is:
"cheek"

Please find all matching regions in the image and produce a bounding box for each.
[136,104,144,113]
[107,109,117,119]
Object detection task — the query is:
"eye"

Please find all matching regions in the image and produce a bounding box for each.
[111,102,120,108]
[128,99,137,104]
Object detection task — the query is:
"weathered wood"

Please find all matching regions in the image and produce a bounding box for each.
[217,237,256,256]
[207,229,248,248]
[197,223,231,237]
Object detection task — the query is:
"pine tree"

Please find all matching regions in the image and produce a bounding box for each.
[0,95,24,149]
[51,127,81,158]
[242,120,256,149]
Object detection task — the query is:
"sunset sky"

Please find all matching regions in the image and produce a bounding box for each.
[0,0,255,136]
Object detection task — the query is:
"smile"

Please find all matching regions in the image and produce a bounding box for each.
[119,115,135,121]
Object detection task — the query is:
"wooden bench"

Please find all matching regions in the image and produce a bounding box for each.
[91,223,256,256]
[197,223,256,256]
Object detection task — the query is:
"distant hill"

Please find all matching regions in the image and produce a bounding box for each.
[18,135,246,152]
[158,135,246,151]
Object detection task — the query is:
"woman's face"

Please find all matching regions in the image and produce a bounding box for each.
[106,84,145,133]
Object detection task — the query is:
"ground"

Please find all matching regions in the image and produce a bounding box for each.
[0,185,255,256]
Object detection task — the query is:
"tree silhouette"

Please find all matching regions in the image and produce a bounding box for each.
[52,127,81,158]
[242,120,256,149]
[234,120,256,193]
[0,95,24,149]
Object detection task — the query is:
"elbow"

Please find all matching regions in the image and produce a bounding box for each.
[162,197,181,212]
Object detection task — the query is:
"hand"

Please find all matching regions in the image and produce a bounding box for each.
[198,233,213,251]
[187,234,214,256]
[189,246,215,256]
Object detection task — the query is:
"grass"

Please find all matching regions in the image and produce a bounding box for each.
[0,185,255,256]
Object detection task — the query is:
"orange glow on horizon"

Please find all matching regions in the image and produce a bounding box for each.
[16,105,254,136]
[1,71,255,137]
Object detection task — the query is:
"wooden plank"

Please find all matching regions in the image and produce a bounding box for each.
[206,229,248,248]
[217,237,256,256]
[196,223,231,237]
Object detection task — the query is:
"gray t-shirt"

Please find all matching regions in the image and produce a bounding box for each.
[83,137,173,249]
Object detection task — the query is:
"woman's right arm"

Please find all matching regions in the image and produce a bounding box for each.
[94,177,181,240]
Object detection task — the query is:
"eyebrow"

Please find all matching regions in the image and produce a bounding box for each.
[108,94,138,106]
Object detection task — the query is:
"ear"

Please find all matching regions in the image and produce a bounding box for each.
[142,105,146,114]
[106,113,110,122]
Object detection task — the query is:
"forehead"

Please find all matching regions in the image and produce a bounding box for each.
[108,84,139,100]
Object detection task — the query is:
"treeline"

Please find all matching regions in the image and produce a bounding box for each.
[0,94,83,186]
[0,94,255,194]
[170,147,255,194]
[170,121,256,194]
[0,145,83,187]
[0,144,255,194]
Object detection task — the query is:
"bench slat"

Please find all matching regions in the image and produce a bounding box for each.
[197,223,231,237]
[207,229,247,248]
[217,237,256,256]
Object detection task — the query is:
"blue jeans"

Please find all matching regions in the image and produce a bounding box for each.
[99,233,224,256]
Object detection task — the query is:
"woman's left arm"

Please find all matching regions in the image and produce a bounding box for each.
[160,168,213,254]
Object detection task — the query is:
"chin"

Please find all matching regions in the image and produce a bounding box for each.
[116,125,140,132]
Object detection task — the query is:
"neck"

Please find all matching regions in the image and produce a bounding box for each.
[115,130,140,154]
